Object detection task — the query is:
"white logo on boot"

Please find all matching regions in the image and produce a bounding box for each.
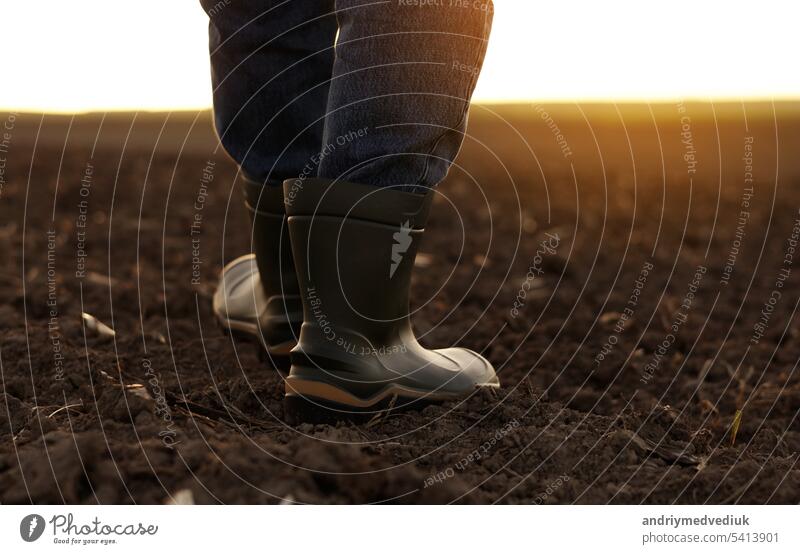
[390,220,412,278]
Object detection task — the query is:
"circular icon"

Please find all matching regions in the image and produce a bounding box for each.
[20,514,45,542]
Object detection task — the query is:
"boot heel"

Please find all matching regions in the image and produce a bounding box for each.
[283,374,440,424]
[217,316,292,370]
[283,391,409,425]
[283,374,395,423]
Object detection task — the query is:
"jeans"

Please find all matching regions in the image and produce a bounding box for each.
[200,0,493,190]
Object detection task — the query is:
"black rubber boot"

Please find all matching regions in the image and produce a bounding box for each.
[282,178,498,421]
[213,180,302,368]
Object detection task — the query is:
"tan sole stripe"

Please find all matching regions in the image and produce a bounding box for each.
[284,376,498,408]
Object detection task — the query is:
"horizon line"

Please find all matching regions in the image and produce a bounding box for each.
[3,97,800,116]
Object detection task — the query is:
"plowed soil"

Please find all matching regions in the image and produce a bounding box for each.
[1,104,799,503]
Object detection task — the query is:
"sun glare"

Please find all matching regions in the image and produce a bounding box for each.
[1,0,798,112]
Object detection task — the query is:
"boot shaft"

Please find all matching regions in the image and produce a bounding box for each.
[243,179,299,298]
[284,178,432,343]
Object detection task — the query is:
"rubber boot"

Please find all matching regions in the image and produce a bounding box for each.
[282,178,498,420]
[213,180,302,368]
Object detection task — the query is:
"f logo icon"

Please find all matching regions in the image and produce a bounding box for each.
[20,514,45,542]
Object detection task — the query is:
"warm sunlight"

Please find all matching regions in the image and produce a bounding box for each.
[2,0,798,112]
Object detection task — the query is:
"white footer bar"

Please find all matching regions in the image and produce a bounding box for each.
[1,505,798,553]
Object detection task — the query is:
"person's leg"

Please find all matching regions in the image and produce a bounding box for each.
[282,1,497,419]
[203,0,336,366]
[316,0,494,190]
[201,0,337,185]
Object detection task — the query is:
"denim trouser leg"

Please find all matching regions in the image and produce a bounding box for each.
[317,0,494,190]
[201,0,337,185]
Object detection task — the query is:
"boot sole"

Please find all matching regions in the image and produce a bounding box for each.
[283,375,499,423]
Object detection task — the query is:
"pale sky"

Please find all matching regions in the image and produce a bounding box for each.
[2,0,798,112]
